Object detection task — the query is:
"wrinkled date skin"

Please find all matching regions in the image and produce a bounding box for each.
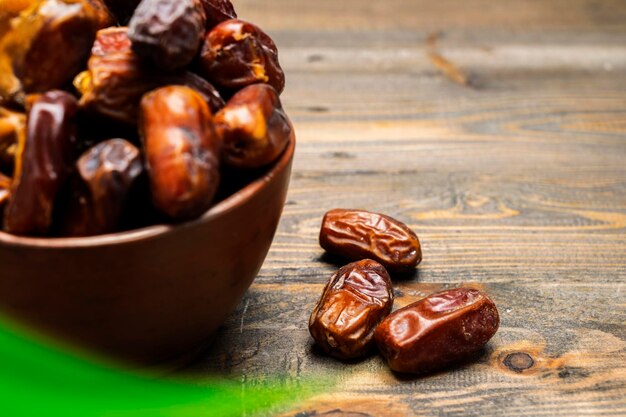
[216,84,292,169]
[59,139,143,236]
[140,86,221,220]
[3,91,78,235]
[0,107,26,175]
[309,259,394,360]
[201,0,236,29]
[374,288,500,374]
[200,19,285,94]
[76,27,224,124]
[128,0,207,71]
[320,209,422,273]
[0,0,105,104]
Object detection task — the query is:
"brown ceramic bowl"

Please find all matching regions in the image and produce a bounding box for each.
[0,133,294,366]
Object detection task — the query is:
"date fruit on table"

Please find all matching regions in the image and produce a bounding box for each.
[309,259,394,360]
[374,287,500,374]
[319,209,422,273]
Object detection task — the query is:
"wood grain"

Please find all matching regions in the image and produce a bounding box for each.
[184,0,626,415]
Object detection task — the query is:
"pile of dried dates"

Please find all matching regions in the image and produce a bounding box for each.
[0,0,292,237]
[311,209,500,374]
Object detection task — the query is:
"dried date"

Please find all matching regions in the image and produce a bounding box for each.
[374,287,500,374]
[309,259,394,360]
[140,86,221,220]
[216,84,292,169]
[128,0,206,71]
[0,0,105,104]
[201,0,236,29]
[199,19,285,94]
[3,91,78,235]
[58,139,143,236]
[76,27,224,124]
[319,209,422,273]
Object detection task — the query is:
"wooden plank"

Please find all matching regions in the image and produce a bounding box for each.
[234,0,626,32]
[184,0,626,415]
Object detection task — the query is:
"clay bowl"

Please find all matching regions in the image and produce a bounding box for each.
[0,133,295,366]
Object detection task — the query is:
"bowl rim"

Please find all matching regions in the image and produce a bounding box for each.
[0,132,295,249]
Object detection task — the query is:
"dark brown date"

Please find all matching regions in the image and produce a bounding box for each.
[374,287,500,374]
[199,19,285,94]
[216,84,292,169]
[76,27,224,124]
[3,91,78,236]
[140,86,221,220]
[128,0,206,71]
[319,209,422,273]
[201,0,236,29]
[58,139,143,236]
[0,0,104,104]
[309,259,394,360]
[0,107,26,175]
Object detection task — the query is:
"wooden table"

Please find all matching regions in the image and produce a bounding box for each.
[187,1,626,415]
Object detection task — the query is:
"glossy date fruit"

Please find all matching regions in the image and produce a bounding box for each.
[76,27,224,124]
[199,19,285,94]
[201,0,236,29]
[58,139,143,236]
[309,259,394,360]
[320,209,422,273]
[128,0,206,71]
[0,0,105,104]
[3,91,78,236]
[140,86,221,220]
[216,84,292,169]
[374,287,500,374]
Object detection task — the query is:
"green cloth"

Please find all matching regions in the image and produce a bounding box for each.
[0,318,322,417]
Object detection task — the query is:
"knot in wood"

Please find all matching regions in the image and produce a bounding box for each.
[503,352,535,373]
